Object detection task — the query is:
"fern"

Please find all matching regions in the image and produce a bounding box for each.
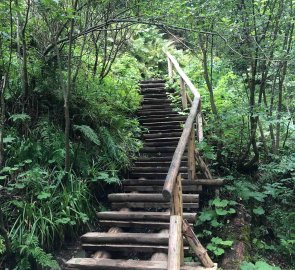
[13,234,60,270]
[73,125,100,146]
[9,113,31,122]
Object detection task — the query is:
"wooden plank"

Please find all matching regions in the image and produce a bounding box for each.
[167,215,182,270]
[123,179,208,186]
[187,127,196,180]
[183,220,215,268]
[81,232,169,245]
[111,202,199,210]
[108,193,198,203]
[66,258,217,270]
[162,97,200,200]
[124,185,201,193]
[96,211,196,222]
[82,243,174,253]
[180,77,188,109]
[165,51,201,98]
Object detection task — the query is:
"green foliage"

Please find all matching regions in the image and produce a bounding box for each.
[207,237,233,256]
[73,125,100,146]
[196,198,236,258]
[240,261,281,270]
[12,234,59,270]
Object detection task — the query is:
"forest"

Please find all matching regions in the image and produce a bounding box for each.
[0,0,294,269]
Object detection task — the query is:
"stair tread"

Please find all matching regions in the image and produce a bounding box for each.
[96,211,195,221]
[111,202,199,210]
[123,179,203,186]
[108,193,198,202]
[67,258,217,270]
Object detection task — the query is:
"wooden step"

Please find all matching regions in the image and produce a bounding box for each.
[123,179,202,186]
[124,185,202,193]
[140,83,166,88]
[130,166,187,173]
[141,120,184,127]
[137,109,177,116]
[140,147,179,153]
[134,160,186,166]
[140,79,166,84]
[128,172,189,179]
[140,104,173,110]
[81,232,169,245]
[136,156,187,162]
[139,112,181,119]
[143,132,182,139]
[140,116,187,123]
[143,128,183,134]
[96,211,196,222]
[82,243,174,253]
[142,99,170,104]
[142,93,168,99]
[144,141,178,147]
[108,193,198,203]
[67,258,218,270]
[111,202,198,210]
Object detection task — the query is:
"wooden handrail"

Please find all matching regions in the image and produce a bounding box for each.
[166,51,201,99]
[162,51,201,200]
[162,97,200,199]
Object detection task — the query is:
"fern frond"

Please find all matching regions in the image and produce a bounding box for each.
[73,125,100,146]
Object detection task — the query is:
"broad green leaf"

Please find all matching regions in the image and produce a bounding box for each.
[253,207,265,215]
[37,192,51,200]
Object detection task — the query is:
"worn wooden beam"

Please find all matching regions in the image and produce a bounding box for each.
[195,148,213,179]
[163,97,200,200]
[182,220,214,268]
[167,215,182,270]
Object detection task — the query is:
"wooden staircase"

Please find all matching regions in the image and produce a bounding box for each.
[66,53,221,270]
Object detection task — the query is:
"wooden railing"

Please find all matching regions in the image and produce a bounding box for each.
[163,51,203,200]
[163,51,214,270]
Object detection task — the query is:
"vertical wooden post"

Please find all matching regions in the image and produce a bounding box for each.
[180,78,188,109]
[197,102,204,142]
[169,174,184,268]
[188,126,196,181]
[168,215,182,270]
[168,58,173,79]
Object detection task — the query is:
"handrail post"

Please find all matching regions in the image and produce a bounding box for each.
[168,57,173,79]
[180,78,188,109]
[197,102,204,142]
[188,126,196,181]
[168,174,184,269]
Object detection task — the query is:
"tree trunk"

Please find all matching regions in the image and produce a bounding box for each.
[221,203,251,270]
[0,76,6,168]
[64,0,78,173]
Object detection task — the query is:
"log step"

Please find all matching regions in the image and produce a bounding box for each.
[140,116,187,123]
[143,132,182,139]
[140,83,166,88]
[140,79,166,84]
[141,120,184,127]
[111,202,198,210]
[142,99,170,104]
[144,141,179,147]
[96,211,196,222]
[128,172,189,179]
[123,179,203,186]
[67,258,217,270]
[124,185,202,193]
[140,147,181,153]
[81,232,170,245]
[130,166,187,173]
[108,193,198,203]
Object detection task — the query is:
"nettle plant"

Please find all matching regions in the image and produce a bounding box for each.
[196,198,236,257]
